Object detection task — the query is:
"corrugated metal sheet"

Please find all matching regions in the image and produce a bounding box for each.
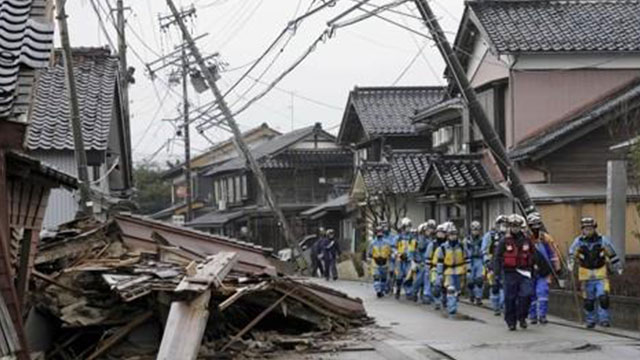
[29,151,77,229]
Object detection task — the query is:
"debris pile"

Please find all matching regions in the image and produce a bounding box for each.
[29,214,370,359]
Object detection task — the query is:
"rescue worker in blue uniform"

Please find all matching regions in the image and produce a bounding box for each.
[368,225,392,298]
[323,229,340,281]
[527,212,561,325]
[568,217,622,328]
[482,215,508,316]
[382,221,396,294]
[496,214,535,331]
[465,221,484,305]
[405,227,422,301]
[394,217,412,299]
[435,222,469,315]
[416,220,436,304]
[427,223,448,309]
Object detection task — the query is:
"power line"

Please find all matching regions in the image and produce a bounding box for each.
[392,39,428,85]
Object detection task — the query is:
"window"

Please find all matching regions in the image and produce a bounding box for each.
[241,175,248,198]
[234,176,241,203]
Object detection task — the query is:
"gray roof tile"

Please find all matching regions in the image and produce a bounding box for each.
[262,149,352,169]
[429,155,492,191]
[361,151,431,194]
[349,86,445,136]
[26,48,118,151]
[470,0,640,53]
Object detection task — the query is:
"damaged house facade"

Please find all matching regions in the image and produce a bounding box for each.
[26,47,133,229]
[187,123,354,250]
[154,123,280,223]
[412,0,640,254]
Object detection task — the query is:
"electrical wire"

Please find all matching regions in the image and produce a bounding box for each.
[391,39,428,85]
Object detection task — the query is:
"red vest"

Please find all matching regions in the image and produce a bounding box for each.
[503,234,533,269]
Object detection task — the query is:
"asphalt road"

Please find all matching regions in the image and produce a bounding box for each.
[315,280,640,360]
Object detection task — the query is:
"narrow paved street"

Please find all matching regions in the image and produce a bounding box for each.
[312,280,640,360]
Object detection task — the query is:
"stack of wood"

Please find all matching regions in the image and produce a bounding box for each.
[28,216,370,359]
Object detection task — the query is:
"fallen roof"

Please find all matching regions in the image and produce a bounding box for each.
[338,86,445,142]
[205,124,335,176]
[469,0,640,54]
[510,77,640,161]
[26,47,119,151]
[360,151,431,194]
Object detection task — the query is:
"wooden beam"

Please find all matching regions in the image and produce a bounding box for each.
[32,270,85,295]
[157,252,239,360]
[85,311,153,360]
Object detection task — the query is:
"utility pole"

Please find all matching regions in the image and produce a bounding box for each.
[56,0,93,217]
[165,0,307,270]
[413,0,536,214]
[116,0,134,191]
[182,42,193,222]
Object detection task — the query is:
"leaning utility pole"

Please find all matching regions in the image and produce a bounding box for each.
[182,41,193,222]
[413,0,535,214]
[165,0,307,270]
[116,0,134,190]
[56,0,93,217]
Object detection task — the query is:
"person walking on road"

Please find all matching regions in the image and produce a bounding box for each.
[435,222,469,316]
[568,217,622,328]
[310,227,326,278]
[482,215,508,316]
[368,225,392,298]
[527,212,561,325]
[415,220,436,304]
[465,221,484,305]
[394,218,412,299]
[323,229,340,281]
[496,214,535,331]
[382,221,396,294]
[427,223,448,309]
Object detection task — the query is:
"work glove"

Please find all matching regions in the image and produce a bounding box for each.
[616,267,623,276]
[567,259,575,272]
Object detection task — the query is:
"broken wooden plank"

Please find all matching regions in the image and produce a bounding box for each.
[85,311,152,360]
[221,287,298,352]
[157,252,238,360]
[175,252,238,294]
[32,271,84,295]
[0,294,20,356]
[218,281,269,312]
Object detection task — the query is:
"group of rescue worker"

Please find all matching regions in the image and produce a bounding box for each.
[367,213,623,331]
[310,227,341,281]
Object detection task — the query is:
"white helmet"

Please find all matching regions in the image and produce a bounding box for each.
[470,221,482,231]
[417,223,428,233]
[400,217,412,229]
[527,212,542,229]
[495,215,508,226]
[436,223,447,234]
[507,214,526,228]
[426,219,437,230]
[445,222,458,235]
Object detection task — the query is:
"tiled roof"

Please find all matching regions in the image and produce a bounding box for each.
[346,86,446,137]
[427,155,493,192]
[0,0,54,118]
[26,48,119,151]
[7,150,77,188]
[300,194,351,217]
[360,151,431,194]
[262,149,352,169]
[470,0,640,54]
[205,124,336,176]
[510,77,640,160]
[412,97,465,125]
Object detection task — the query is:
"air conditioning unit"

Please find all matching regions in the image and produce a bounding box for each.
[172,215,185,226]
[218,200,227,211]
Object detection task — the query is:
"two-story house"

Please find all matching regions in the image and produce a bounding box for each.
[26,47,133,229]
[187,123,353,250]
[153,123,280,222]
[414,0,640,253]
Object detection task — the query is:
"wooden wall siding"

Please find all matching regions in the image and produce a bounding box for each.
[541,127,621,184]
[266,169,351,205]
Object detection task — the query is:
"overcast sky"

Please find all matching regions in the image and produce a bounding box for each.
[67,0,465,166]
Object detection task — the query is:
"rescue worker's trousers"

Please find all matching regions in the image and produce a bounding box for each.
[444,274,462,315]
[386,258,396,293]
[410,266,425,299]
[324,255,338,281]
[468,258,484,300]
[422,267,433,304]
[582,278,610,326]
[311,256,324,278]
[504,272,533,327]
[372,264,388,294]
[395,260,411,295]
[488,270,504,312]
[529,276,550,320]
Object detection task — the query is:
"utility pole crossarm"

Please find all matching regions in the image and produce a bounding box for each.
[164,0,307,270]
[412,0,536,215]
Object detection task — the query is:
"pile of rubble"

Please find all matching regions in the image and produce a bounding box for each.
[27,214,370,359]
